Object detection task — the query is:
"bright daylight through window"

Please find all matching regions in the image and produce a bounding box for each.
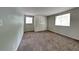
[26,16,33,24]
[55,13,70,26]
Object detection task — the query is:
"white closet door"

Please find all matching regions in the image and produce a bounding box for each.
[34,16,47,32]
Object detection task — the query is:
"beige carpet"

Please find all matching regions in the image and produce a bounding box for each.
[17,31,79,51]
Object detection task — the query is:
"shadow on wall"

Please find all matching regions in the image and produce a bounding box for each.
[0,7,24,51]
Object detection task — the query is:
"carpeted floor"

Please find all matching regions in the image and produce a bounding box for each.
[17,31,79,51]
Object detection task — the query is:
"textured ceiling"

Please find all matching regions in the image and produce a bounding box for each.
[18,7,75,16]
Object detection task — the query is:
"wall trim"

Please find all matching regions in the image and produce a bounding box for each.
[48,30,79,41]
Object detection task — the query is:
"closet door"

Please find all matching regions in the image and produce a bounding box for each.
[34,16,47,32]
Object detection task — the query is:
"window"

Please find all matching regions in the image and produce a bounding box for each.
[55,13,70,26]
[26,16,33,24]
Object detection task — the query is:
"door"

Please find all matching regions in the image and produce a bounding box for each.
[34,16,47,32]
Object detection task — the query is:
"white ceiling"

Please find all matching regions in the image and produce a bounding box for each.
[18,7,75,16]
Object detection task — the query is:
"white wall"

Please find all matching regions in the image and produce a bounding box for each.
[0,7,24,50]
[24,24,34,32]
[47,8,79,40]
[34,16,47,32]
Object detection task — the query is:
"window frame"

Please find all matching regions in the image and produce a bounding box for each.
[25,16,33,24]
[55,13,70,26]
